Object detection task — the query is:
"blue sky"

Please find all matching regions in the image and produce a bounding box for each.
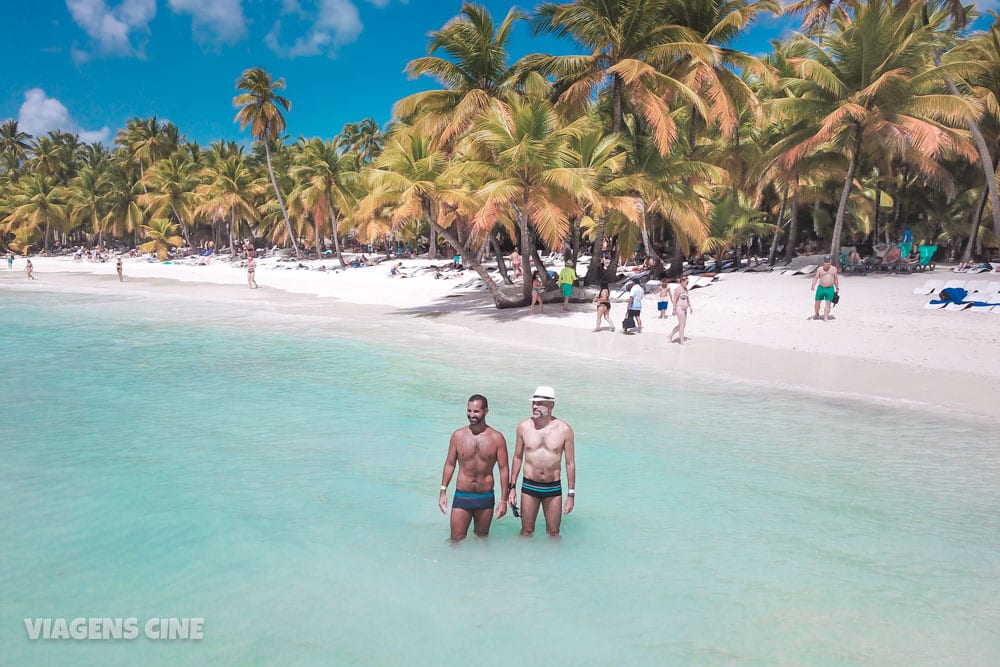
[0,1,993,148]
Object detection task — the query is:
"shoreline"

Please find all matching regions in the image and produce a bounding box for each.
[2,255,998,421]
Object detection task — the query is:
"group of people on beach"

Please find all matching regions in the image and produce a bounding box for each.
[590,276,694,344]
[439,387,575,542]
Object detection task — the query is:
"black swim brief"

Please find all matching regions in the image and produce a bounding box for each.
[521,478,562,499]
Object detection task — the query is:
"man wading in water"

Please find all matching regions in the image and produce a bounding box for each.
[439,394,509,541]
[508,386,576,536]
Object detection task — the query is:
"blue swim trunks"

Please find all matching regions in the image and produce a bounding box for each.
[452,490,495,511]
[657,300,669,311]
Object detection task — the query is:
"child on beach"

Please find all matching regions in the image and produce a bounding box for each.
[657,281,671,319]
[530,270,544,315]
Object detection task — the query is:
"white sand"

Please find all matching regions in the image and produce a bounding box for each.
[4,254,999,419]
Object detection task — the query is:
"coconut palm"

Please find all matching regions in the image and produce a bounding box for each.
[527,0,711,154]
[68,165,111,245]
[0,120,32,172]
[115,117,181,187]
[289,138,360,266]
[2,174,67,252]
[139,218,184,260]
[457,97,596,303]
[196,155,265,257]
[337,118,384,164]
[100,166,146,241]
[141,154,200,248]
[396,2,527,145]
[771,0,976,262]
[234,67,299,256]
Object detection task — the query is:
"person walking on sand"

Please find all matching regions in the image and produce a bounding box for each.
[247,255,258,289]
[669,276,693,344]
[25,259,35,280]
[811,255,839,321]
[624,279,644,333]
[510,249,522,279]
[439,394,510,542]
[508,386,575,537]
[530,270,545,314]
[116,256,124,283]
[558,261,577,311]
[7,252,13,270]
[657,281,671,319]
[593,282,614,332]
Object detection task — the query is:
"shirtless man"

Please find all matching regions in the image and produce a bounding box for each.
[811,254,839,321]
[439,394,510,541]
[508,386,575,536]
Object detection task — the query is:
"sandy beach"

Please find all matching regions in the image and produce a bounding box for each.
[3,254,998,420]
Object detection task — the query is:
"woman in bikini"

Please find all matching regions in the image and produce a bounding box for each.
[669,276,693,344]
[247,255,258,289]
[592,282,614,332]
[530,270,544,314]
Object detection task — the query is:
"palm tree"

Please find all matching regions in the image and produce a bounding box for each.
[527,0,711,154]
[141,154,200,248]
[289,138,360,267]
[337,118,384,164]
[459,97,596,303]
[771,0,975,262]
[396,2,526,144]
[68,165,110,245]
[0,120,32,172]
[233,67,299,256]
[2,174,67,252]
[100,166,146,241]
[139,219,184,260]
[115,117,181,188]
[196,155,265,257]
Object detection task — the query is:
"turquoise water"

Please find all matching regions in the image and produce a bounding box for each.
[1,289,999,666]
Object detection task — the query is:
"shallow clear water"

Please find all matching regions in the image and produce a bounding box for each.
[2,290,998,666]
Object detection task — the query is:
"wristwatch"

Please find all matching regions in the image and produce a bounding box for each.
[508,483,517,491]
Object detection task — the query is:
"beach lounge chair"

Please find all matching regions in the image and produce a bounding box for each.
[912,279,944,295]
[782,264,817,276]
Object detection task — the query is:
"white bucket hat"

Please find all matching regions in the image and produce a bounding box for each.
[531,385,556,402]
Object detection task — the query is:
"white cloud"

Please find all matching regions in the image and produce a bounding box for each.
[17,89,111,144]
[168,0,247,45]
[66,0,156,60]
[265,0,368,58]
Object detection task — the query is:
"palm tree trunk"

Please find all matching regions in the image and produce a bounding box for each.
[638,197,661,265]
[421,198,521,307]
[326,198,346,267]
[612,74,624,135]
[515,198,533,304]
[961,143,1000,262]
[585,214,608,285]
[768,185,789,265]
[263,140,300,257]
[169,203,192,249]
[229,213,237,258]
[830,126,864,265]
[784,183,800,262]
[491,233,513,285]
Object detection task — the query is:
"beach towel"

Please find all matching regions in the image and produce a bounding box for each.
[939,287,968,302]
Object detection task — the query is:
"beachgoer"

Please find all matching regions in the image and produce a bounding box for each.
[530,270,544,315]
[657,281,671,319]
[508,386,575,537]
[669,276,693,344]
[116,257,123,283]
[624,279,644,333]
[510,250,522,279]
[558,261,577,312]
[7,252,13,270]
[390,261,403,277]
[439,394,510,541]
[25,259,35,280]
[592,283,614,332]
[247,255,258,289]
[811,254,839,321]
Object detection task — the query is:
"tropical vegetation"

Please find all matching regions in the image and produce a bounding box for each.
[2,1,998,307]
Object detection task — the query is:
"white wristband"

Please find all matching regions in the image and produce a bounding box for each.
[567,489,575,496]
[440,485,447,491]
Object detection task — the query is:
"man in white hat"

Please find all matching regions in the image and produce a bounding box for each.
[508,385,576,536]
[439,394,510,541]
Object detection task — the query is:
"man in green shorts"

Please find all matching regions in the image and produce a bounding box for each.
[811,255,839,321]
[558,261,577,312]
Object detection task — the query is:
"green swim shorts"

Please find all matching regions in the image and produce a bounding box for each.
[815,285,836,301]
[561,283,573,298]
